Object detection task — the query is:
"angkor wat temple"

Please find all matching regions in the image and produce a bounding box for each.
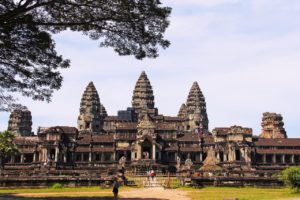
[1,71,298,187]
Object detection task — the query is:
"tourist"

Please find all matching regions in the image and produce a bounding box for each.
[150,169,155,180]
[112,178,119,200]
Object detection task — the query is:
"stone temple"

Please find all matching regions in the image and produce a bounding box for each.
[2,71,299,187]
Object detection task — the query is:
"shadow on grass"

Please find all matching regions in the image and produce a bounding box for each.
[0,195,168,200]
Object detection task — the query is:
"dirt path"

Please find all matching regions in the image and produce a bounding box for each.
[121,187,191,200]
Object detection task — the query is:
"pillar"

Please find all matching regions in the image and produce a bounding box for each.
[217,152,220,161]
[55,147,59,162]
[272,154,276,164]
[137,145,142,160]
[89,152,92,162]
[262,154,266,163]
[282,155,285,164]
[10,155,15,163]
[20,154,24,163]
[291,155,295,164]
[200,152,203,162]
[33,153,36,162]
[152,144,156,160]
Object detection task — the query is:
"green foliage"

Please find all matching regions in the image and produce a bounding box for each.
[0,0,171,111]
[51,183,63,189]
[280,167,300,191]
[0,131,18,168]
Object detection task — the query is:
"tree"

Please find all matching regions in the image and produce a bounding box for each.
[0,0,171,111]
[281,167,300,191]
[0,131,18,169]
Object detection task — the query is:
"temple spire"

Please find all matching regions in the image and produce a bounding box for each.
[8,107,32,136]
[185,81,209,131]
[260,112,287,138]
[132,71,155,110]
[178,103,187,119]
[77,82,104,132]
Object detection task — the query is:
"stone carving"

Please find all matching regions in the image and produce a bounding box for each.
[8,107,32,136]
[200,147,221,171]
[184,158,193,170]
[77,82,105,132]
[259,112,287,139]
[118,156,126,168]
[132,71,155,111]
[137,114,155,130]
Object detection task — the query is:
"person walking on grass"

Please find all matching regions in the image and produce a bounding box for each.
[112,178,119,200]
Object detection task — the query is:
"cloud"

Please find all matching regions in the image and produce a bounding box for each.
[164,0,240,7]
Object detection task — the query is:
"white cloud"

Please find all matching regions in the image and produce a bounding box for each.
[164,0,240,7]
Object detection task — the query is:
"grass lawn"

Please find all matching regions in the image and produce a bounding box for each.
[180,187,300,200]
[0,186,136,199]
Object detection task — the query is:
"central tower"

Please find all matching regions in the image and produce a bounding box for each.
[132,71,157,119]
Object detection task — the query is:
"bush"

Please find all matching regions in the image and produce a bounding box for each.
[51,183,63,189]
[281,167,300,191]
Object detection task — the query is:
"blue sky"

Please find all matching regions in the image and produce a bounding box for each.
[1,0,300,137]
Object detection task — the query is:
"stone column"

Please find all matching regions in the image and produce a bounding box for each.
[55,147,59,162]
[137,145,142,160]
[20,154,24,163]
[33,153,36,162]
[64,154,67,163]
[152,144,156,160]
[200,152,203,162]
[262,154,266,163]
[10,155,15,163]
[217,152,220,161]
[272,154,276,164]
[282,155,285,164]
[291,155,295,164]
[89,152,92,162]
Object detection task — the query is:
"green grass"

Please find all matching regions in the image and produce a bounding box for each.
[180,187,300,200]
[0,186,135,194]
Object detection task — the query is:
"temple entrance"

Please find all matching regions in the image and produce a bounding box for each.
[141,139,152,159]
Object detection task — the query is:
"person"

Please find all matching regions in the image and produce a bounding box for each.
[112,178,119,200]
[150,169,155,180]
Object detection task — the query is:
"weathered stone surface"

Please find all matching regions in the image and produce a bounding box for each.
[77,82,105,132]
[200,148,221,171]
[8,107,32,136]
[260,112,287,139]
[179,81,209,132]
[132,71,155,111]
[177,103,187,119]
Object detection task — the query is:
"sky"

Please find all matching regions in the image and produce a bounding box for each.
[1,0,300,137]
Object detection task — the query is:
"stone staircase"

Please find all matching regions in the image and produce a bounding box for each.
[144,177,161,188]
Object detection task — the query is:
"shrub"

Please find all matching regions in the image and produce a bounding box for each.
[281,167,300,191]
[51,183,63,189]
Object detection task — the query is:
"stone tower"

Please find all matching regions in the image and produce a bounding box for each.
[100,103,108,118]
[177,103,188,119]
[260,112,287,139]
[132,71,157,117]
[77,82,105,133]
[8,108,32,136]
[179,82,209,132]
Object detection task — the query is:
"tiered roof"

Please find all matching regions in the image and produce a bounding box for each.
[260,112,287,139]
[8,108,32,136]
[77,82,105,132]
[132,71,155,110]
